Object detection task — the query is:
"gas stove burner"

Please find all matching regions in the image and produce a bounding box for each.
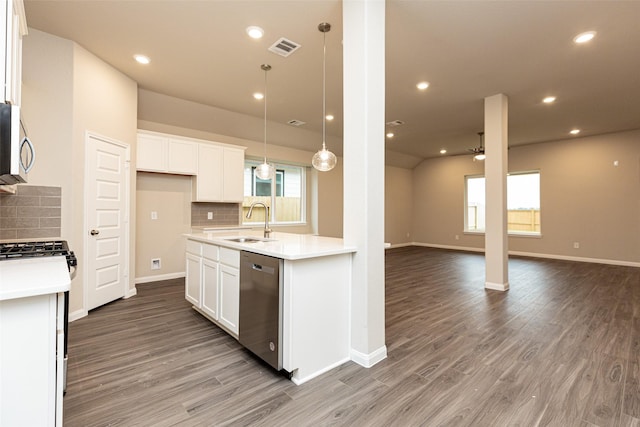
[0,240,77,269]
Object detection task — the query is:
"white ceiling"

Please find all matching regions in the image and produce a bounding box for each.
[23,0,640,166]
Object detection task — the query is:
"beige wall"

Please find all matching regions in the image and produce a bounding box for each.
[385,166,413,245]
[136,173,191,281]
[412,129,640,264]
[22,29,138,315]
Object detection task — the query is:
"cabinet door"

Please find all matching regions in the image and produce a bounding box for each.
[137,133,168,172]
[185,253,202,307]
[222,148,245,202]
[168,139,198,175]
[194,144,224,201]
[219,264,240,336]
[201,258,219,320]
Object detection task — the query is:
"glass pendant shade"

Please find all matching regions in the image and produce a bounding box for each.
[312,145,337,171]
[474,153,486,161]
[255,161,275,180]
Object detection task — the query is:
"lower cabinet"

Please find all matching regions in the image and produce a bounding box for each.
[201,258,219,320]
[185,239,239,338]
[218,263,239,335]
[185,252,201,307]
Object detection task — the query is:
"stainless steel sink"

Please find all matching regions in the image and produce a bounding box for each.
[225,237,263,243]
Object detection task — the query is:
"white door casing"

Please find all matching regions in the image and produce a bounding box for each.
[85,132,130,311]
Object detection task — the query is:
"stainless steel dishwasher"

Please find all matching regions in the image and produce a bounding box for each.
[239,251,284,371]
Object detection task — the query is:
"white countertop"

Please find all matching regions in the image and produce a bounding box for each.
[0,256,71,301]
[185,230,357,260]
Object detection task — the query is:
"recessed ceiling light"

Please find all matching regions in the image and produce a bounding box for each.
[543,96,556,104]
[246,26,264,39]
[570,129,580,135]
[386,132,394,138]
[440,149,447,154]
[253,92,264,100]
[134,54,150,65]
[326,114,334,121]
[416,81,429,90]
[573,31,596,44]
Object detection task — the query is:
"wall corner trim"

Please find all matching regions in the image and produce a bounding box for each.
[351,345,388,368]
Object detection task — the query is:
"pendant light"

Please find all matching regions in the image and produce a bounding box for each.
[474,132,486,161]
[255,64,275,180]
[312,22,337,172]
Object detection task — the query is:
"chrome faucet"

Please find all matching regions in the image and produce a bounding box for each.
[246,202,272,238]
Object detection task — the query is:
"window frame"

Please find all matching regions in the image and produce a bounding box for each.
[464,170,541,237]
[243,159,307,226]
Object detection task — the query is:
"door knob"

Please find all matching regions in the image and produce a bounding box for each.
[90,229,100,236]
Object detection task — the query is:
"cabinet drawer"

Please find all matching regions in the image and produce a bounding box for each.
[219,247,240,268]
[186,240,202,256]
[202,243,219,261]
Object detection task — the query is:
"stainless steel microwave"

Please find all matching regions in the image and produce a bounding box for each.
[0,103,35,184]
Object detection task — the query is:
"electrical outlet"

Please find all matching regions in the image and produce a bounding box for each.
[151,211,158,220]
[207,212,213,220]
[151,258,161,270]
[573,242,580,249]
[455,235,460,240]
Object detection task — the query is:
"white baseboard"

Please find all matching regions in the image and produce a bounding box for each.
[386,242,413,249]
[413,242,485,253]
[351,345,388,368]
[509,250,640,268]
[135,271,185,284]
[290,356,351,385]
[125,287,137,299]
[411,243,640,268]
[485,281,510,291]
[69,308,87,322]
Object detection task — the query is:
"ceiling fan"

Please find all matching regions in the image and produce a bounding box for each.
[468,131,486,160]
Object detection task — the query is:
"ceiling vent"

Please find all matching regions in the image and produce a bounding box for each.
[269,38,301,57]
[386,120,405,127]
[287,119,306,126]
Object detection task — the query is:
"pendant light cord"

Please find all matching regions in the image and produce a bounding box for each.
[263,66,268,162]
[322,29,327,150]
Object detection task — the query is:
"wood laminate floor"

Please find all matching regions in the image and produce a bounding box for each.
[64,247,640,426]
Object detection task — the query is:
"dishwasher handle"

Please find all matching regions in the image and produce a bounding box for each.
[252,263,275,275]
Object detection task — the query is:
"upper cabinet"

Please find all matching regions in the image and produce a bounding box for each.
[136,130,245,203]
[192,143,244,203]
[1,0,27,105]
[137,131,197,175]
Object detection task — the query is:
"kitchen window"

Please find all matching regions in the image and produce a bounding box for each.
[465,171,541,235]
[243,160,306,225]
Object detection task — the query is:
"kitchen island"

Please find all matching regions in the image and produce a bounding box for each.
[184,230,357,384]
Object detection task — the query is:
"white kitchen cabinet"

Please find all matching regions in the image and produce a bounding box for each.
[193,143,223,201]
[137,132,167,172]
[185,239,239,337]
[136,132,198,175]
[1,292,64,426]
[185,252,201,307]
[1,0,27,105]
[200,246,219,320]
[167,138,198,174]
[193,144,245,202]
[221,148,245,202]
[218,263,240,336]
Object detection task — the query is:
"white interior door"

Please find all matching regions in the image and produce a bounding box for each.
[85,133,129,311]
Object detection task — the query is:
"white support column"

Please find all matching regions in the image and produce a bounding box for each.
[484,93,509,291]
[343,0,387,367]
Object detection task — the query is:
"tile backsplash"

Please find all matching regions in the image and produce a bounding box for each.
[191,202,241,227]
[0,185,62,239]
